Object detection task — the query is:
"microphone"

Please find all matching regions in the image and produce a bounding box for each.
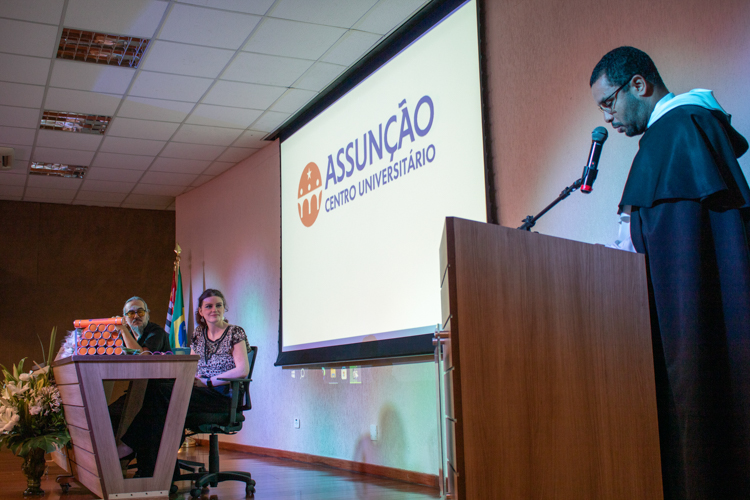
[580,126,608,193]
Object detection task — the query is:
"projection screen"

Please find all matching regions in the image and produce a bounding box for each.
[277,0,488,365]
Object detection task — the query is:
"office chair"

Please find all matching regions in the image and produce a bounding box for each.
[172,345,258,498]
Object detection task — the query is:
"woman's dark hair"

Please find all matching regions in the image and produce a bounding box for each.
[590,46,665,89]
[195,288,227,327]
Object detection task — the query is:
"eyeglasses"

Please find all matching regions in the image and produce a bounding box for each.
[125,308,147,319]
[598,78,631,113]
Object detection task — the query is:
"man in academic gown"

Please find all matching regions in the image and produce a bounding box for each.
[590,46,750,500]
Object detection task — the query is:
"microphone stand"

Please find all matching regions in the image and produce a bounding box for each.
[517,174,584,231]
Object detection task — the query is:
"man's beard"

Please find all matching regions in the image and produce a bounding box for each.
[131,323,144,338]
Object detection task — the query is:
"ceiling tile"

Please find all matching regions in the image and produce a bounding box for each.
[150,157,211,174]
[171,124,243,146]
[140,171,196,186]
[100,136,166,156]
[64,0,168,38]
[107,117,180,141]
[45,88,123,116]
[117,96,194,123]
[185,104,262,129]
[0,82,45,108]
[33,147,95,166]
[243,18,346,60]
[132,183,186,196]
[355,0,427,35]
[0,172,27,187]
[159,4,261,49]
[0,106,41,128]
[35,129,103,151]
[0,126,36,146]
[321,30,381,66]
[177,0,275,15]
[224,52,313,86]
[271,0,378,28]
[251,110,291,133]
[2,0,65,25]
[0,54,52,85]
[85,167,144,182]
[130,71,213,102]
[80,179,135,193]
[75,190,128,203]
[191,174,214,187]
[204,80,285,109]
[92,152,154,170]
[216,147,258,163]
[271,88,317,114]
[0,19,59,58]
[233,130,268,149]
[49,59,135,94]
[26,176,83,191]
[141,40,234,79]
[159,142,225,161]
[294,61,346,91]
[122,193,174,208]
[203,161,235,175]
[0,185,24,198]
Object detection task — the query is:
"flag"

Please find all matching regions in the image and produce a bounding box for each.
[166,268,187,349]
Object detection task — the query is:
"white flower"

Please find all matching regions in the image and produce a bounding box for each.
[19,373,31,382]
[29,405,42,416]
[5,382,29,397]
[0,407,19,433]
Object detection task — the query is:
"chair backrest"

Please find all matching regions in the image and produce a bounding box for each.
[247,345,258,381]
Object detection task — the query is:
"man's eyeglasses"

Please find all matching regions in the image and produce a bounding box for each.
[125,308,147,319]
[598,78,631,113]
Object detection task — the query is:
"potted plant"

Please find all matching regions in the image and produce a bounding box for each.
[0,328,71,496]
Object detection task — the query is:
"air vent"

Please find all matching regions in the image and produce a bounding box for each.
[30,162,88,179]
[57,28,150,69]
[40,110,111,135]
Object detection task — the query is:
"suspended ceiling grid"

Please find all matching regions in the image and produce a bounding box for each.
[0,0,429,210]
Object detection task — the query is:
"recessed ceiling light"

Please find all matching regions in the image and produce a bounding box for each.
[30,162,88,179]
[57,28,150,69]
[41,110,111,135]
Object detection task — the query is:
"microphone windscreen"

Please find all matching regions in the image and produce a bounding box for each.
[592,126,608,143]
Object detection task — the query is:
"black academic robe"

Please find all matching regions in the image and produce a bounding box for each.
[620,105,750,499]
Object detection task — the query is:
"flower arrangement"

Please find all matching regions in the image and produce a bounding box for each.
[0,327,70,457]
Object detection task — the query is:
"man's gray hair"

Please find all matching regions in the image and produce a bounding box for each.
[123,296,149,315]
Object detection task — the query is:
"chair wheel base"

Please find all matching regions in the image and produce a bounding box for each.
[190,487,202,498]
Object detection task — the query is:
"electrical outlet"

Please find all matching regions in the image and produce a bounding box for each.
[294,418,300,429]
[370,424,378,441]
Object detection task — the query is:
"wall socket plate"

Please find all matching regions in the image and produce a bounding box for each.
[294,418,300,429]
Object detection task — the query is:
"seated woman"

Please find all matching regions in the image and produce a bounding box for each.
[119,289,250,477]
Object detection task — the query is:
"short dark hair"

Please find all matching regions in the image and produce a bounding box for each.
[590,46,665,89]
[195,289,228,327]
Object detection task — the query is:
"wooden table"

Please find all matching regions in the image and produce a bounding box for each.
[52,355,198,499]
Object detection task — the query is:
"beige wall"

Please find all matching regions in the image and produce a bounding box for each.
[484,0,750,242]
[176,143,438,473]
[0,201,174,372]
[175,0,750,475]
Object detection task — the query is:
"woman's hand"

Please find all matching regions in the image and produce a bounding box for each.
[194,376,208,388]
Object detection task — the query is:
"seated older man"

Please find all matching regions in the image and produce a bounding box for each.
[120,296,171,353]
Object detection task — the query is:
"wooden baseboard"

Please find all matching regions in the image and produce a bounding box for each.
[196,439,439,489]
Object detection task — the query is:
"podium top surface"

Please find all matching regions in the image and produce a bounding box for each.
[53,354,199,367]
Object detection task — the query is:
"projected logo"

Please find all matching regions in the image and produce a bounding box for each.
[298,162,323,227]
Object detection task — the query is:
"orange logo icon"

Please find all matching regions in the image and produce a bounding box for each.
[298,162,322,227]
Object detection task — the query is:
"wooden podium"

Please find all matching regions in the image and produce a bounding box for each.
[52,355,198,499]
[436,218,663,499]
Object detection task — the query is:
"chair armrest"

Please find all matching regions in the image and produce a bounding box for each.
[216,377,253,421]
